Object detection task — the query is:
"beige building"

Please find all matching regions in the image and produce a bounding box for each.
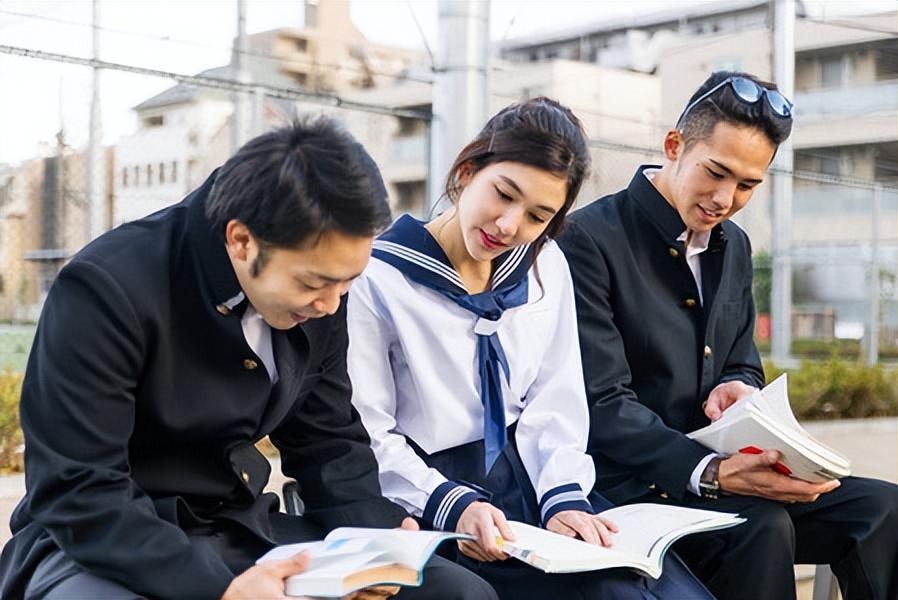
[342,59,662,217]
[244,1,423,93]
[0,142,113,321]
[657,10,897,335]
[113,0,425,227]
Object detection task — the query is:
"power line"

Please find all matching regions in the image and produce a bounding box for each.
[0,8,436,86]
[799,16,898,38]
[0,44,432,121]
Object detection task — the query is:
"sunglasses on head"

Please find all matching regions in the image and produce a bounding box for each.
[676,76,794,130]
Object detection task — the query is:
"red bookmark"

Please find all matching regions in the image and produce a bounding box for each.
[739,446,793,475]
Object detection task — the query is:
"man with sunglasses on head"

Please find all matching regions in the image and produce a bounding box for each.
[559,71,898,600]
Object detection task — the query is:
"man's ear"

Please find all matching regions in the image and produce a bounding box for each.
[663,129,685,162]
[224,219,254,262]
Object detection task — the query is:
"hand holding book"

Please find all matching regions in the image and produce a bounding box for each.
[717,449,841,503]
[689,374,851,503]
[455,502,515,562]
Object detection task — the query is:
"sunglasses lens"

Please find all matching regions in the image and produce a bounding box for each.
[731,77,762,102]
[766,90,792,117]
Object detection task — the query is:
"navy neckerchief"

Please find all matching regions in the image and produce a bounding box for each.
[372,214,534,474]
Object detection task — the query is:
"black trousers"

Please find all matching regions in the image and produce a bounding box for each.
[24,513,498,600]
[630,476,898,600]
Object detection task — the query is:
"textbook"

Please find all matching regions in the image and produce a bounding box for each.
[502,504,744,578]
[256,528,472,598]
[687,374,851,482]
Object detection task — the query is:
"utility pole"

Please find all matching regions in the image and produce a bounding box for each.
[231,0,249,154]
[865,184,883,365]
[86,0,106,241]
[771,0,795,365]
[429,0,490,210]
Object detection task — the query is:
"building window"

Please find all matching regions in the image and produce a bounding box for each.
[171,161,178,183]
[147,164,153,186]
[143,115,164,127]
[122,167,129,188]
[133,165,140,186]
[305,0,318,28]
[875,44,898,81]
[159,162,166,184]
[820,56,843,88]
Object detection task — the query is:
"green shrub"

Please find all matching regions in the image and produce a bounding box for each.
[764,358,898,420]
[0,370,24,473]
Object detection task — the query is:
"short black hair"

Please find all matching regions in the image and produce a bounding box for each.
[679,71,793,149]
[205,116,392,250]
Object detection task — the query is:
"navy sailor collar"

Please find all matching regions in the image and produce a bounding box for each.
[372,214,535,296]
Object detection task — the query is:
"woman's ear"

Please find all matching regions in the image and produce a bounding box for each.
[457,161,474,187]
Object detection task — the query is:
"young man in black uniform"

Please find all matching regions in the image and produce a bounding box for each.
[559,71,898,600]
[0,118,497,600]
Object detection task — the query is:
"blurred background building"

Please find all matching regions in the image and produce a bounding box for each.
[0,0,896,366]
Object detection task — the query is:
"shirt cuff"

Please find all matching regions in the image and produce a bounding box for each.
[539,483,594,527]
[423,482,484,532]
[688,452,722,496]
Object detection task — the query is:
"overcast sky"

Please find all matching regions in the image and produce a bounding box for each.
[0,0,894,163]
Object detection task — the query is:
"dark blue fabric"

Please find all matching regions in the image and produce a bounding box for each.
[373,215,534,473]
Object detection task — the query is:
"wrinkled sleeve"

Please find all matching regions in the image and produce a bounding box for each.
[346,273,485,532]
[558,221,711,499]
[270,298,409,531]
[514,245,598,526]
[20,261,234,600]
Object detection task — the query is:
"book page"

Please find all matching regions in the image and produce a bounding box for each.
[596,505,743,561]
[504,520,637,570]
[324,528,472,570]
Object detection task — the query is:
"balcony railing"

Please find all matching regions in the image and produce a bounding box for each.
[794,80,898,120]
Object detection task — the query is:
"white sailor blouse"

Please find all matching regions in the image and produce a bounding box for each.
[347,215,596,532]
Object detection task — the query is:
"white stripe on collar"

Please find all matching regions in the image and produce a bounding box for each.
[373,239,466,289]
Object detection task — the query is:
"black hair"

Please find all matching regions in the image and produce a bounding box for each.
[679,71,793,149]
[443,96,590,252]
[205,116,392,273]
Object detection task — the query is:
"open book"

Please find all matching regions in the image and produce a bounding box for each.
[687,374,851,482]
[256,528,472,598]
[502,504,744,579]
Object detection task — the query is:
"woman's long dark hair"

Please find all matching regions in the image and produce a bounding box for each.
[443,97,590,255]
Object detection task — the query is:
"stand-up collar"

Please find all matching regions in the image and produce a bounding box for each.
[628,165,727,251]
[185,169,244,308]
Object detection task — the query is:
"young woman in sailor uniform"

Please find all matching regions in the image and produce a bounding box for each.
[346,98,714,599]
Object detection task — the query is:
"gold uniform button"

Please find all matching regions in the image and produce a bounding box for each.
[648,483,657,490]
[659,492,669,499]
[215,303,231,316]
[668,247,679,258]
[704,345,713,359]
[685,298,697,308]
[243,359,259,370]
[241,470,250,484]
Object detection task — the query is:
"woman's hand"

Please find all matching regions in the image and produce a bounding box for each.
[455,502,515,562]
[546,510,618,547]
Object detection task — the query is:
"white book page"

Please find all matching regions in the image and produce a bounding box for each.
[596,505,743,561]
[504,521,634,567]
[325,528,469,570]
[257,539,386,571]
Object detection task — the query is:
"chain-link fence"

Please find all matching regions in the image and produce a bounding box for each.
[2,44,897,377]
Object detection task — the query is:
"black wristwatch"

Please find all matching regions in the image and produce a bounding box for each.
[698,457,723,499]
